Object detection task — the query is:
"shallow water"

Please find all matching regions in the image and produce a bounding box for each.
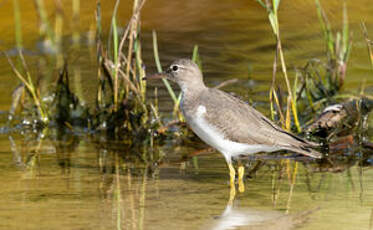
[1,134,373,230]
[0,0,373,229]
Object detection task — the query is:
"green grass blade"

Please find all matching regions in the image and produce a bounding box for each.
[13,0,23,49]
[315,0,335,57]
[152,30,163,73]
[256,0,267,9]
[108,0,120,58]
[273,0,280,12]
[192,45,202,70]
[342,1,349,61]
[152,30,178,104]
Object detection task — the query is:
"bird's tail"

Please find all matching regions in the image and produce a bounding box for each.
[285,142,322,159]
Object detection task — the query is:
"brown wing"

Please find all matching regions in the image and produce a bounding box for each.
[200,88,321,158]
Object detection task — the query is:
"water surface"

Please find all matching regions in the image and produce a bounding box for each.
[0,0,372,229]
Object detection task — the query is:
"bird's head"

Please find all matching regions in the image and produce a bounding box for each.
[144,59,204,92]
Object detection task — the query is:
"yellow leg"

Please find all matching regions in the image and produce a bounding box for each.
[238,164,245,193]
[228,163,235,187]
[228,183,236,205]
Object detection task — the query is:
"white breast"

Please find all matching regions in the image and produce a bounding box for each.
[185,105,279,162]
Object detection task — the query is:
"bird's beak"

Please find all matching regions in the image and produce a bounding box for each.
[142,72,167,81]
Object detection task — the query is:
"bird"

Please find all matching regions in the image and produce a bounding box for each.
[145,59,322,189]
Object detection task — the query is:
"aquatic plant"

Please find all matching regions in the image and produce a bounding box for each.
[257,0,301,132]
[6,52,49,124]
[257,0,366,137]
[295,0,351,111]
[152,30,183,120]
[255,0,372,202]
[361,22,373,70]
[91,0,165,147]
[33,0,61,53]
[293,2,372,145]
[6,0,158,144]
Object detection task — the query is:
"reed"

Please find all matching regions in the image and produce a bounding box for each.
[315,0,350,90]
[8,0,192,142]
[110,0,120,111]
[72,0,80,45]
[152,30,178,104]
[361,22,373,70]
[92,0,167,141]
[5,52,49,123]
[257,0,301,132]
[54,0,63,49]
[95,0,104,108]
[258,0,353,133]
[294,0,351,116]
[12,0,22,50]
[70,0,84,101]
[33,0,57,52]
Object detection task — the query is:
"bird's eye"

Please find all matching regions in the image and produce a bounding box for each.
[171,65,179,71]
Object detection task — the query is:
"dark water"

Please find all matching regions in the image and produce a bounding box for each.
[0,0,372,229]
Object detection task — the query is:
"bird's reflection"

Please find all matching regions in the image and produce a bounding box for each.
[205,186,314,230]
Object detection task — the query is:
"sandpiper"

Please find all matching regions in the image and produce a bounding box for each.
[145,59,322,188]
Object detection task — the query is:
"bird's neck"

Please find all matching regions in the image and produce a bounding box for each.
[180,81,206,99]
[180,81,207,113]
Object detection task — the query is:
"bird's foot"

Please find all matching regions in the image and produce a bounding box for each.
[238,164,245,193]
[228,163,236,188]
[228,184,236,205]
